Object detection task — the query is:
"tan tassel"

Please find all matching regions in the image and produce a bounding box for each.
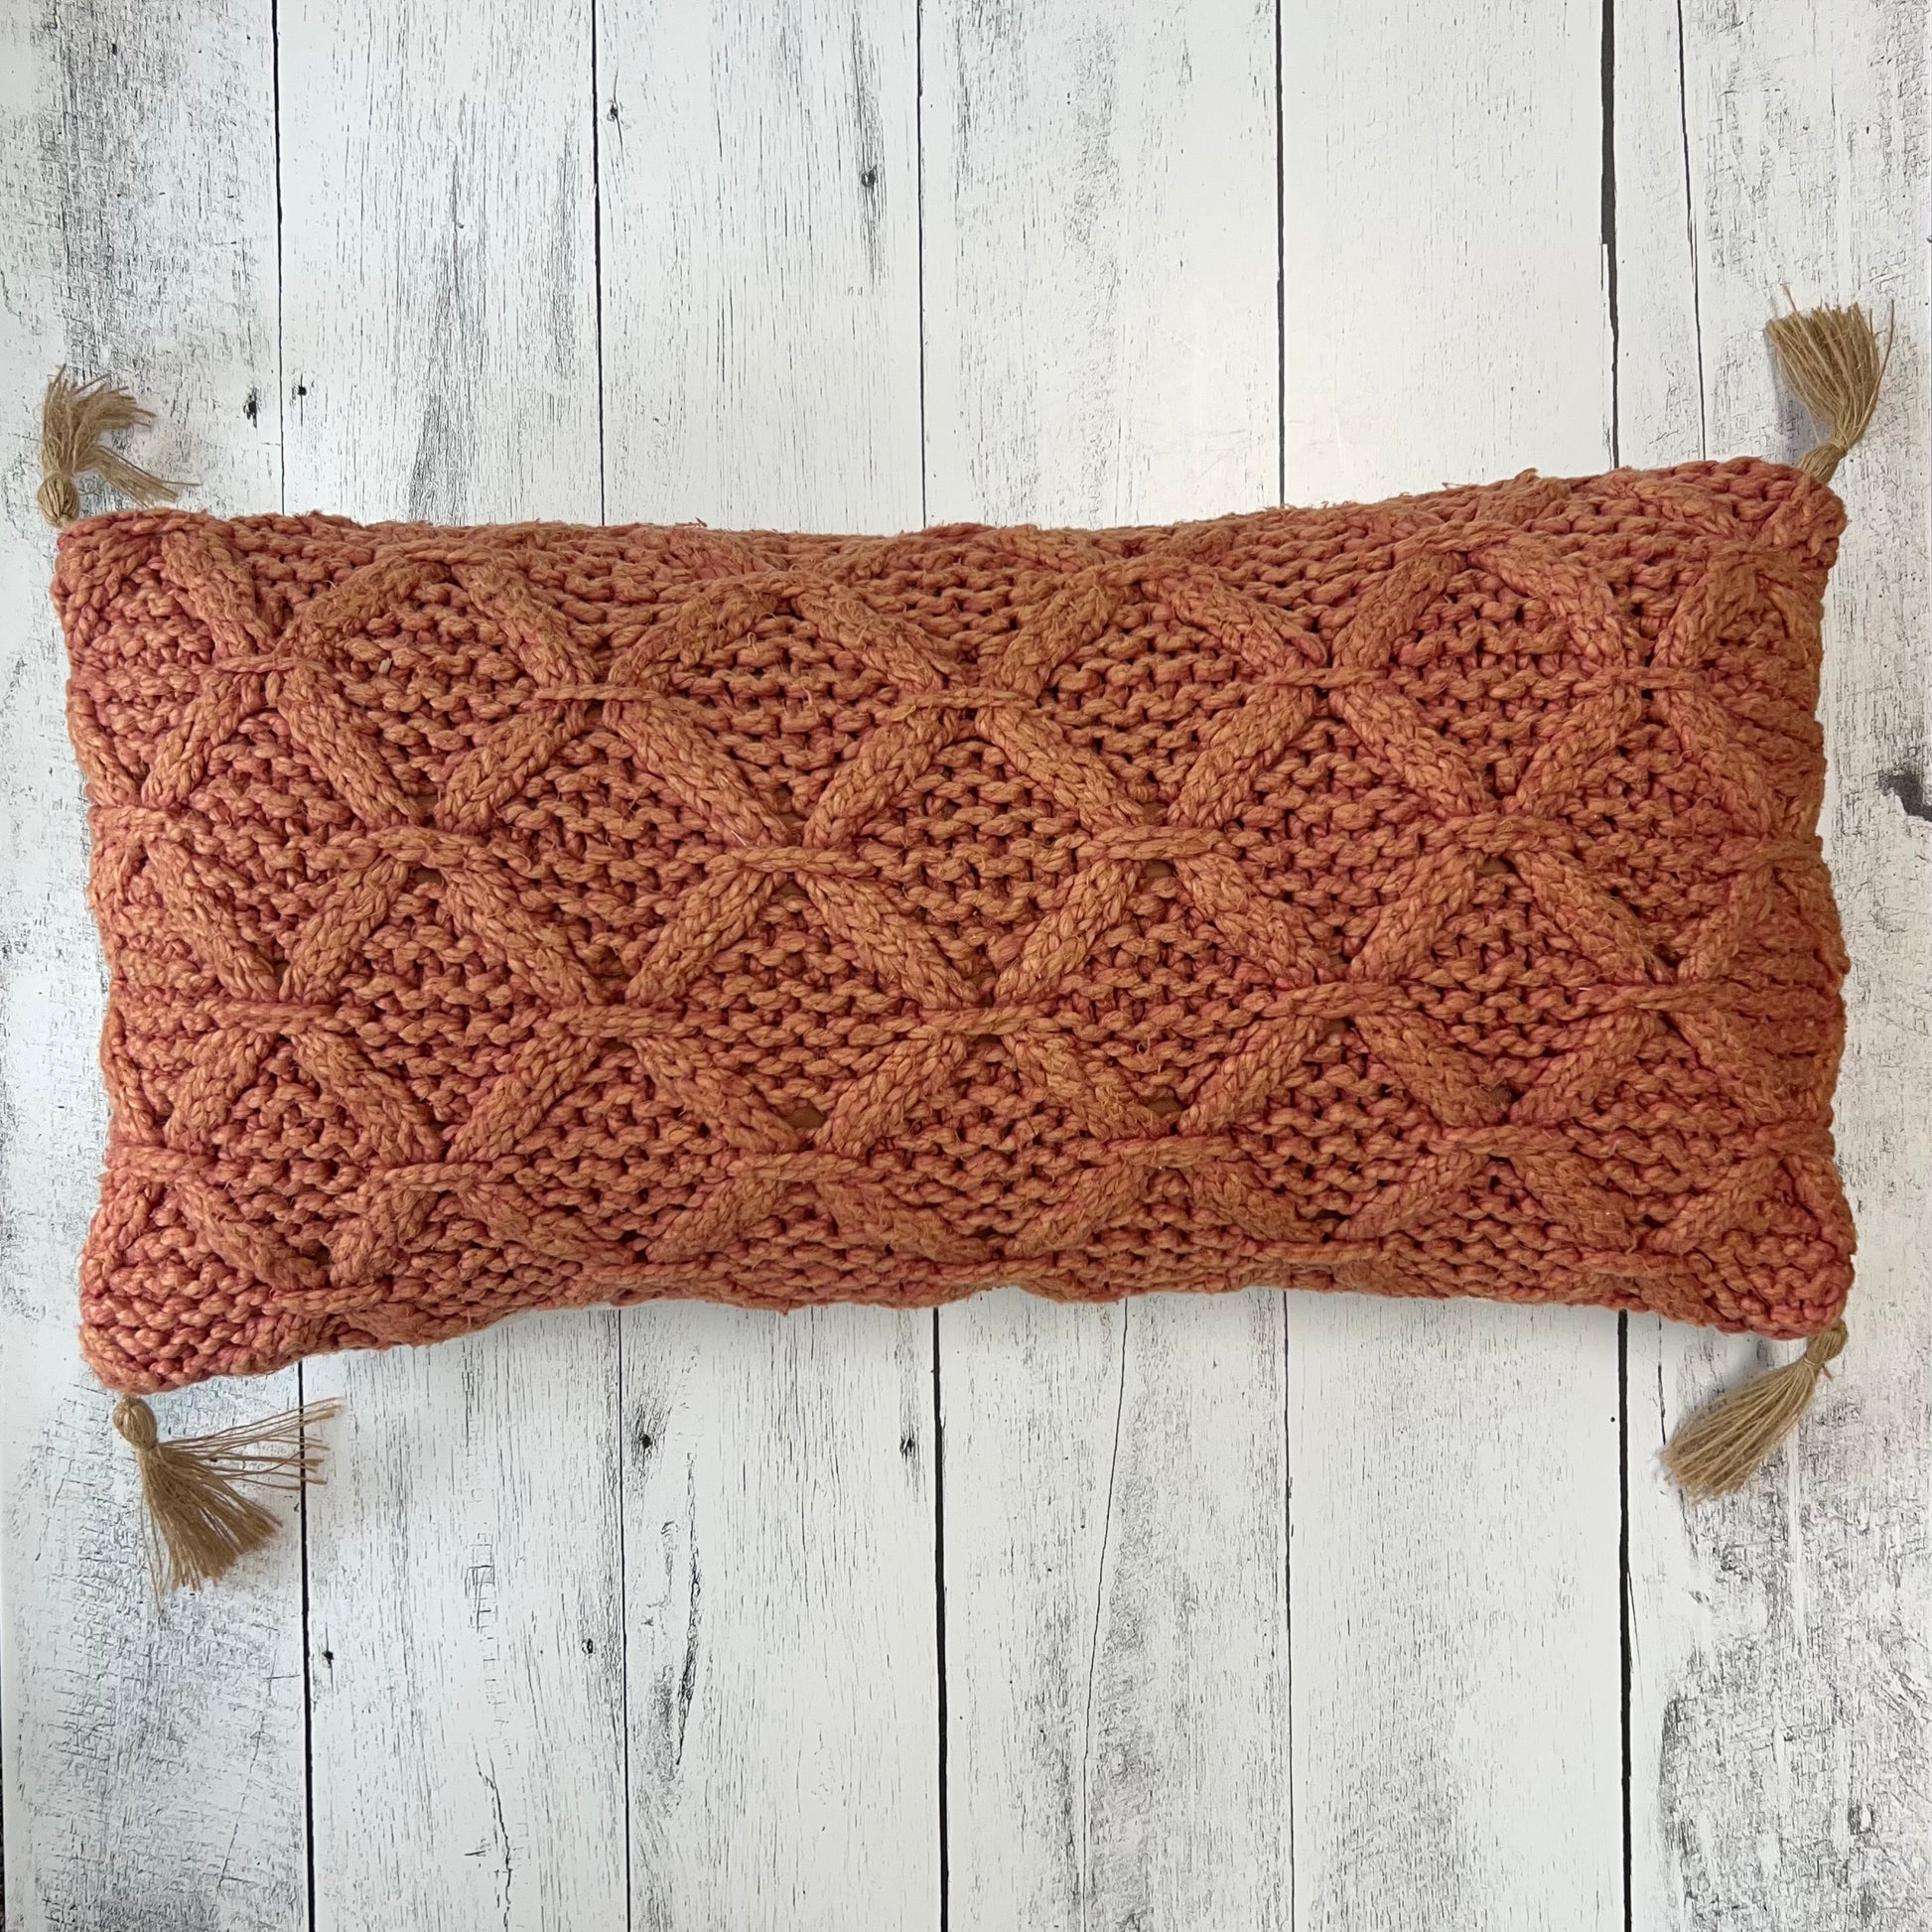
[37,368,187,528]
[113,1394,341,1593]
[1662,1319,1846,1500]
[1765,297,1892,483]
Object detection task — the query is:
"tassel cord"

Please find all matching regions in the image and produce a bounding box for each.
[37,368,186,528]
[1765,295,1893,484]
[1663,1320,1848,1501]
[113,1395,341,1594]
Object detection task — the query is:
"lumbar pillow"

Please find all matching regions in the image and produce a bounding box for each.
[38,302,1885,1586]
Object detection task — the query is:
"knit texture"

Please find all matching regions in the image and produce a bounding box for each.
[56,462,1855,1394]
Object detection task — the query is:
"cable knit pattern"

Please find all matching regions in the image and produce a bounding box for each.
[55,460,1855,1392]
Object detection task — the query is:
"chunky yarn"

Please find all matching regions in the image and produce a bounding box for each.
[56,462,1853,1394]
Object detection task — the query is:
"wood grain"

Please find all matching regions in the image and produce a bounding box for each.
[597,0,923,531]
[1617,2,1932,1924]
[279,0,602,525]
[0,4,302,1929]
[597,5,940,1926]
[924,0,1280,529]
[941,1292,1292,1930]
[1279,3,1624,1925]
[1283,0,1613,498]
[621,1308,938,1932]
[276,3,628,1927]
[921,5,1291,1924]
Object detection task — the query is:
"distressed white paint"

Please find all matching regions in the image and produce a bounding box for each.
[1279,4,1624,1925]
[277,2,628,1928]
[1282,0,1615,500]
[2,2,1928,1928]
[1618,2,1932,1926]
[278,0,604,528]
[923,0,1281,529]
[940,1291,1292,1929]
[597,0,924,530]
[620,1308,938,1932]
[921,7,1292,1926]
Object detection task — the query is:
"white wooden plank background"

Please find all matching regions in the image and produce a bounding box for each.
[1,2,1926,1928]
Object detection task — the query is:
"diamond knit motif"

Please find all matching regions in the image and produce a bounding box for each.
[56,461,1855,1393]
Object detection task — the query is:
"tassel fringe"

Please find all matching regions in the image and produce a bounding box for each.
[37,369,186,528]
[1663,1320,1847,1501]
[1765,297,1892,483]
[114,1395,341,1594]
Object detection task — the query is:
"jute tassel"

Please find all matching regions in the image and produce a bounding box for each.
[113,1395,341,1594]
[1663,1322,1847,1501]
[37,368,186,528]
[1765,296,1892,483]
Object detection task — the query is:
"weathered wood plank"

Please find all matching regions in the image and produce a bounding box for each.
[1285,1302,1623,1926]
[598,0,924,530]
[1617,3,1932,1923]
[924,0,1281,529]
[921,5,1291,1924]
[1283,0,1615,498]
[1278,2,1625,1925]
[0,4,301,1929]
[301,1327,627,1932]
[941,1291,1291,1928]
[597,4,940,1926]
[620,1308,937,1931]
[276,3,628,1926]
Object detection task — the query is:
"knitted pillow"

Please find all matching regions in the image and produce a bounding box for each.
[56,459,1855,1399]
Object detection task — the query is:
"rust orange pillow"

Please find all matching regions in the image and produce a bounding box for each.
[57,461,1854,1394]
